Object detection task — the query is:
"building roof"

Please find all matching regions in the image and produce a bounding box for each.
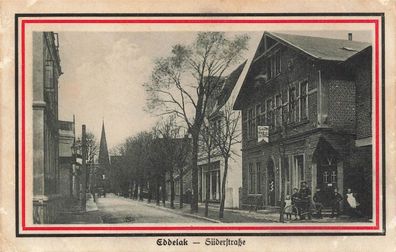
[233,31,372,109]
[209,61,247,116]
[263,32,371,62]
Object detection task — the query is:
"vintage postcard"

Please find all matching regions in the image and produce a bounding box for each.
[1,0,395,251]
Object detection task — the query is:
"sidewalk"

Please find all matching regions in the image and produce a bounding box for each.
[55,194,103,224]
[117,195,371,224]
[118,195,277,223]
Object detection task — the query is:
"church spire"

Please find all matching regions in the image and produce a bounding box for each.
[98,120,110,169]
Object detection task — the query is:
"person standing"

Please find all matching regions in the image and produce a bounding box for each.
[331,188,343,218]
[313,188,324,218]
[284,195,295,220]
[299,182,312,220]
[345,188,361,218]
[291,188,300,219]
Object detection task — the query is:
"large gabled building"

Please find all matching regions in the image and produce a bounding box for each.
[233,32,372,217]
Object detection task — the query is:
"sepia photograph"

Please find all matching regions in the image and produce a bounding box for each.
[0,0,393,249]
[31,28,375,227]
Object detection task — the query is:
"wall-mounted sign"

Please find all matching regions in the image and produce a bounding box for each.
[257,126,269,143]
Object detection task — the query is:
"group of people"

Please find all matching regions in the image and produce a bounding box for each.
[283,182,362,220]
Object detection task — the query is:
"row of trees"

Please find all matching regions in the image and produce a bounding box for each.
[113,102,241,218]
[112,116,191,208]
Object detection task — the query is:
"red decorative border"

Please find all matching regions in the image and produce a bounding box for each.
[19,17,382,233]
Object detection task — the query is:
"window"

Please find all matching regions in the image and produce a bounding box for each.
[275,51,281,75]
[275,94,282,128]
[261,102,267,126]
[264,50,281,81]
[266,99,274,128]
[282,90,289,125]
[289,87,297,123]
[247,108,253,139]
[256,104,262,127]
[211,171,218,199]
[256,162,262,193]
[248,163,256,194]
[300,81,308,120]
[294,155,304,182]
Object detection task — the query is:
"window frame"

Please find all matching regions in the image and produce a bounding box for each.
[288,85,297,123]
[263,49,282,82]
[299,80,309,121]
[248,162,256,194]
[256,162,262,194]
[275,94,282,128]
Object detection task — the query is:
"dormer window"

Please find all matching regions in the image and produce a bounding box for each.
[263,50,281,82]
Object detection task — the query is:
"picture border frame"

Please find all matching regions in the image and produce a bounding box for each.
[14,12,386,237]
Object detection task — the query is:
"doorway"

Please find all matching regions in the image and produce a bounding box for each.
[314,139,339,207]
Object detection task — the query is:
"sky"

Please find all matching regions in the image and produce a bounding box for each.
[57,30,371,150]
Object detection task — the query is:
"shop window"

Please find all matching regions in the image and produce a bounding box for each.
[256,162,262,193]
[211,171,218,200]
[248,163,256,194]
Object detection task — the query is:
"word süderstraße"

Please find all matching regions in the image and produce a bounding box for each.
[205,238,246,247]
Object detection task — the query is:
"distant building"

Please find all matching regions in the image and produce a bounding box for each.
[58,119,75,198]
[233,32,372,216]
[32,32,63,224]
[197,62,246,208]
[98,121,111,192]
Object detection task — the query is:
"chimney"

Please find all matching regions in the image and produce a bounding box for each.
[348,33,353,41]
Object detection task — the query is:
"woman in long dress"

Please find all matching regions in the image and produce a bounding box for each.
[345,188,360,217]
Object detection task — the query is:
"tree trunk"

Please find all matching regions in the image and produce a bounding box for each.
[170,169,175,209]
[179,168,184,208]
[190,132,199,212]
[205,151,211,217]
[219,157,229,219]
[156,177,160,206]
[162,176,166,207]
[148,179,152,203]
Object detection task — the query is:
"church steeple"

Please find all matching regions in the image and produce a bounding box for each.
[98,120,110,169]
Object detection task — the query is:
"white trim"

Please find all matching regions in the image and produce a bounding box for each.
[355,137,372,147]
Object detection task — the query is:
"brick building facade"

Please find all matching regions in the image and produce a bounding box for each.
[233,32,372,217]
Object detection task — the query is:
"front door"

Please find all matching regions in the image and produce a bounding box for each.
[317,156,337,207]
[267,160,276,206]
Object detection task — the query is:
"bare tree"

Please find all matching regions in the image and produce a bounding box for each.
[145,32,249,212]
[209,103,241,219]
[199,119,217,217]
